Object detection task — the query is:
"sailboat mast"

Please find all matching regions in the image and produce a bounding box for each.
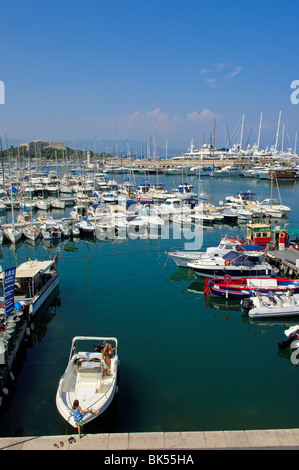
[281,124,285,153]
[257,112,263,150]
[240,114,245,151]
[275,110,281,151]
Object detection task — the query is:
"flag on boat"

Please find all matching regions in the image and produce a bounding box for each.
[11,187,18,193]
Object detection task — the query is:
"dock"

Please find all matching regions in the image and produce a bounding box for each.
[265,248,299,277]
[2,429,299,450]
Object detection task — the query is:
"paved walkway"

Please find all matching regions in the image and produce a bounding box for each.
[1,429,299,450]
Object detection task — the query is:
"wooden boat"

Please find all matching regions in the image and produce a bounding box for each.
[56,336,119,428]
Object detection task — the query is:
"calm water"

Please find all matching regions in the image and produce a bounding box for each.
[0,174,299,437]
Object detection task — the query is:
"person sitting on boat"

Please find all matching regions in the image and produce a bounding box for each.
[72,399,99,438]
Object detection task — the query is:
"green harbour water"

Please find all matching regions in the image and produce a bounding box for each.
[0,174,299,437]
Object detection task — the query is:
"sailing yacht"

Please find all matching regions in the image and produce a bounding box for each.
[3,187,22,244]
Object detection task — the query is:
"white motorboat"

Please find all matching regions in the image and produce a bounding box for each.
[172,183,197,200]
[166,235,246,268]
[59,218,80,237]
[221,207,238,222]
[138,206,164,230]
[157,197,193,221]
[50,198,66,210]
[210,166,240,178]
[76,218,96,235]
[95,217,117,240]
[187,250,276,279]
[40,219,62,240]
[56,336,119,428]
[70,204,89,220]
[0,257,59,317]
[34,198,51,211]
[244,291,299,318]
[259,198,291,215]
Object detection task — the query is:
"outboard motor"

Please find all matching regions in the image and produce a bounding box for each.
[278,331,299,350]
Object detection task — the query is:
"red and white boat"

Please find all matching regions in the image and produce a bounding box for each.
[204,276,299,299]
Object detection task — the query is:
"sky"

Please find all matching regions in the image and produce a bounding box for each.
[0,0,298,153]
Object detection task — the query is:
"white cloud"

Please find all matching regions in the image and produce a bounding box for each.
[201,62,242,86]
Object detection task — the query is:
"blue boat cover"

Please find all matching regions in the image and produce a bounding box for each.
[240,245,264,251]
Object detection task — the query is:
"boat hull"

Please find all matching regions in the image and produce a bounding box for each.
[191,266,273,278]
[248,307,299,318]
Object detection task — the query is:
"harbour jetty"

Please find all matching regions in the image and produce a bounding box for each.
[265,248,299,277]
[2,428,299,450]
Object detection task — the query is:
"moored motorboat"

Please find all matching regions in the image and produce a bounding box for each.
[0,257,59,317]
[165,235,262,268]
[242,291,299,318]
[40,219,62,240]
[204,276,299,298]
[187,250,276,279]
[56,336,119,428]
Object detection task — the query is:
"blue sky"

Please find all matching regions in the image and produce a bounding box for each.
[0,0,298,152]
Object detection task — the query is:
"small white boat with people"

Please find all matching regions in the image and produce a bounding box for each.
[56,336,119,428]
[242,290,299,318]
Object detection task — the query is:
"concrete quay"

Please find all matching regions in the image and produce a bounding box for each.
[2,429,299,450]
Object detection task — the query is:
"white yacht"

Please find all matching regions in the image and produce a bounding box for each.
[166,235,245,268]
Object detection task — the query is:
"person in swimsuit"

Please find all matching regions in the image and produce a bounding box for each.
[72,399,99,438]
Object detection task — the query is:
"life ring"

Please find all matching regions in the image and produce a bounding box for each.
[224,274,231,283]
[224,259,231,266]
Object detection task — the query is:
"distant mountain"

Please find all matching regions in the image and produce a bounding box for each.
[64,138,180,157]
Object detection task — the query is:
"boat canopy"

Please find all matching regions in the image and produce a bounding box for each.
[240,245,264,251]
[0,259,56,279]
[223,251,256,267]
